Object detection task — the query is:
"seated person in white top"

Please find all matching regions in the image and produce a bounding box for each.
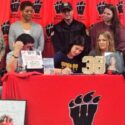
[6,33,35,72]
[6,33,71,74]
[54,35,85,74]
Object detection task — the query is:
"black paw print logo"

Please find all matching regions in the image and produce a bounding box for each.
[97,1,106,15]
[54,0,63,14]
[1,21,10,35]
[46,24,54,37]
[77,1,86,15]
[117,1,124,13]
[69,91,101,125]
[10,0,20,12]
[33,0,42,13]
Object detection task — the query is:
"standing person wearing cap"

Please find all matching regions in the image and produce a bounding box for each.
[51,2,91,60]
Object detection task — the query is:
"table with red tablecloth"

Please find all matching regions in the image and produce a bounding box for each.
[1,72,125,125]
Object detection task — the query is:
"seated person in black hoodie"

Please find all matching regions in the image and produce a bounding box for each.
[54,35,86,74]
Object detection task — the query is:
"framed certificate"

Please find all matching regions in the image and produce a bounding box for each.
[0,100,26,125]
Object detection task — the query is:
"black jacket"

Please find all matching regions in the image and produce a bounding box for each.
[51,19,91,57]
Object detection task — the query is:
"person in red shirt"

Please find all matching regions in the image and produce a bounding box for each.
[90,4,125,53]
[90,4,125,67]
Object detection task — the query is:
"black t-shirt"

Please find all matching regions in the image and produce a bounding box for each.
[54,51,83,73]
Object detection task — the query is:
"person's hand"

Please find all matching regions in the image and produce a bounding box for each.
[13,41,24,56]
[61,67,72,75]
[14,41,24,51]
[54,68,72,75]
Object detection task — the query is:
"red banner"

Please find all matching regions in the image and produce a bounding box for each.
[0,0,125,57]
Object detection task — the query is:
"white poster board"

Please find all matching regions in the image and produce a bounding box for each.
[21,50,43,69]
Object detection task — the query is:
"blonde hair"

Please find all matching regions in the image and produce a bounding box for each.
[95,31,115,55]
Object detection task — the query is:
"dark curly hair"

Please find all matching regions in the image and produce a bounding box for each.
[20,1,33,11]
